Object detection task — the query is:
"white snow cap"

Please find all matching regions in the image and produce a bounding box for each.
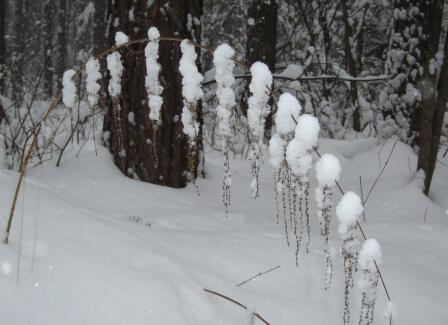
[269,133,286,168]
[295,114,320,149]
[315,154,341,187]
[286,138,312,177]
[359,238,382,271]
[85,58,101,107]
[336,191,363,234]
[106,52,123,97]
[115,31,129,46]
[179,39,203,102]
[145,26,163,122]
[248,62,273,139]
[147,26,160,41]
[275,93,301,136]
[62,69,77,108]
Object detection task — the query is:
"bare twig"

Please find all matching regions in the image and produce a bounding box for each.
[237,265,280,287]
[203,288,271,325]
[363,141,397,205]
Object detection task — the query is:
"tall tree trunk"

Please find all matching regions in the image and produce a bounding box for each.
[246,0,278,70]
[417,0,445,194]
[42,0,54,98]
[11,0,24,106]
[55,0,67,86]
[341,0,361,132]
[93,0,108,53]
[104,0,202,188]
[0,0,5,95]
[244,0,277,130]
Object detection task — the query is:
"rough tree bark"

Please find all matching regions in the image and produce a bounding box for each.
[246,0,278,71]
[104,0,202,188]
[244,0,278,129]
[55,0,67,86]
[417,0,446,194]
[42,0,54,98]
[11,0,24,106]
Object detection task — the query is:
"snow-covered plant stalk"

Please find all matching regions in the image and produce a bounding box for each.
[85,58,101,108]
[62,69,77,109]
[286,114,319,263]
[315,153,341,288]
[358,239,382,325]
[179,39,203,191]
[85,57,102,148]
[213,44,236,216]
[270,92,301,246]
[106,32,126,149]
[247,62,272,198]
[145,27,163,124]
[336,191,364,325]
[145,27,163,163]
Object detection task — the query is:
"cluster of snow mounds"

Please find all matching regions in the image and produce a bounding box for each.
[145,27,163,123]
[179,39,203,143]
[247,61,273,198]
[62,69,77,108]
[248,62,272,140]
[213,43,236,144]
[85,58,101,107]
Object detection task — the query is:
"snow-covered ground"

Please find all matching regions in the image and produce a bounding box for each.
[0,138,447,324]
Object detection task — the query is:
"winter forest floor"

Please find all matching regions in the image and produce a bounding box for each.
[0,138,447,325]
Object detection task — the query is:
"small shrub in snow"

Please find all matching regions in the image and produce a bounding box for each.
[213,43,236,216]
[358,239,381,325]
[336,191,363,325]
[247,62,272,198]
[315,153,341,288]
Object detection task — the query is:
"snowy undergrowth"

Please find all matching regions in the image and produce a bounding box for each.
[0,139,447,324]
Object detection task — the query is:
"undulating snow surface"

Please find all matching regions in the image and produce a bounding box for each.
[0,139,447,324]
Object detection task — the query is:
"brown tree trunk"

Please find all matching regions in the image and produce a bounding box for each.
[42,0,53,98]
[103,0,202,188]
[341,0,361,132]
[244,0,277,130]
[417,0,445,194]
[11,0,24,106]
[246,0,278,71]
[55,0,67,86]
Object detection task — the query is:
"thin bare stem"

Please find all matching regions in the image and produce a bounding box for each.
[237,265,280,287]
[203,288,271,325]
